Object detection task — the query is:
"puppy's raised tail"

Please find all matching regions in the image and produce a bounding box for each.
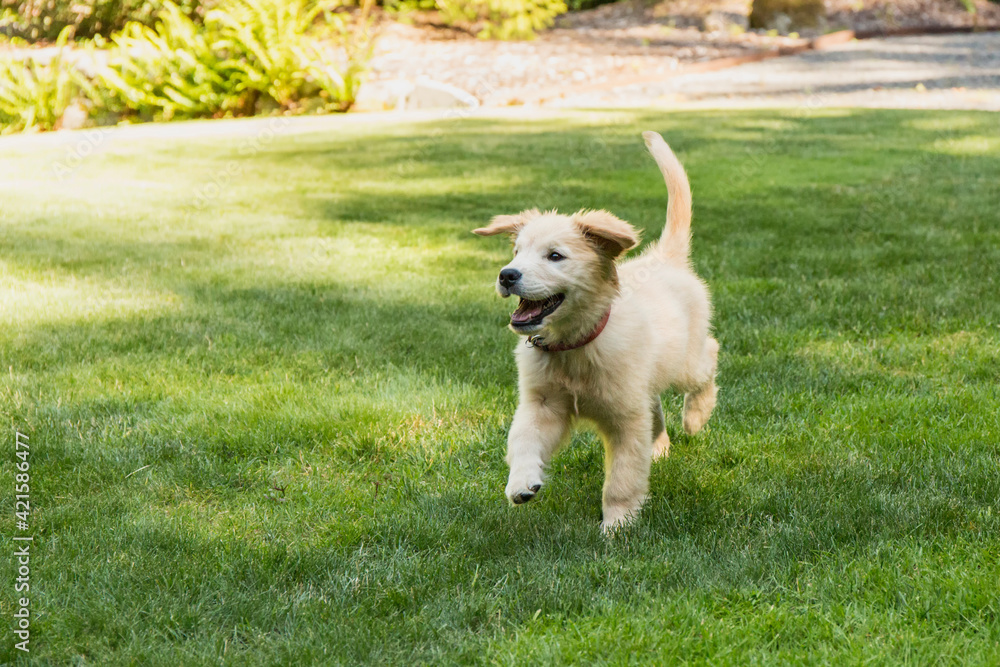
[642,131,692,265]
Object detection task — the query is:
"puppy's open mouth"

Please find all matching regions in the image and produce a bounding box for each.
[510,294,565,329]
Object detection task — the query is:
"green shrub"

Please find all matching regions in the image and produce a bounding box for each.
[1,0,373,133]
[390,0,565,39]
[444,0,567,38]
[562,0,614,10]
[94,2,245,120]
[0,28,95,133]
[96,0,372,120]
[0,0,205,41]
[210,0,370,111]
[748,0,824,31]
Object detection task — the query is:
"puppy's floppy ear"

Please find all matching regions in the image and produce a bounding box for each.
[472,208,540,237]
[574,209,640,258]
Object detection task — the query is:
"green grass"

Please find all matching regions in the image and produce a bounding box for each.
[1,108,999,665]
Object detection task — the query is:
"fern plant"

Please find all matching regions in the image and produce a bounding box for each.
[97,0,373,119]
[2,0,374,133]
[392,0,565,39]
[210,0,327,109]
[96,2,244,121]
[211,0,374,112]
[472,0,566,39]
[0,27,95,134]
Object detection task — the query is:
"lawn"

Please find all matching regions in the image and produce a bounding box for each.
[1,108,999,665]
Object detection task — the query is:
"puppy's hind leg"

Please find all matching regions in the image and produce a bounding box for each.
[651,396,670,460]
[683,337,719,436]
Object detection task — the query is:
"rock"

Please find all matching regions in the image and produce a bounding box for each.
[352,79,415,112]
[353,78,480,112]
[404,79,480,110]
[57,102,89,131]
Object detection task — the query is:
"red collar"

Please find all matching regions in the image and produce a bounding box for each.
[529,309,612,352]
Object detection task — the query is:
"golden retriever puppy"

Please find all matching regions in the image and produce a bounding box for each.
[474,131,718,532]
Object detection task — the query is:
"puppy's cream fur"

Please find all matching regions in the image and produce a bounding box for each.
[474,131,718,532]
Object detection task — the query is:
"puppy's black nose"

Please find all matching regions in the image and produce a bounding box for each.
[498,268,521,288]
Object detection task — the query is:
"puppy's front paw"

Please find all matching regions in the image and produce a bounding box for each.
[506,478,543,505]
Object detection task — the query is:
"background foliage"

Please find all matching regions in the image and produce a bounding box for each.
[0,0,373,131]
[437,0,566,39]
[387,0,566,39]
[0,27,96,134]
[0,0,205,40]
[97,0,371,120]
[3,0,564,42]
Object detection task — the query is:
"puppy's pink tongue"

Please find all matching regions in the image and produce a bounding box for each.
[511,299,543,323]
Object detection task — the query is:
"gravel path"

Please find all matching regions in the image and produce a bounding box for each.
[363,0,1000,109]
[551,32,1000,111]
[368,19,801,107]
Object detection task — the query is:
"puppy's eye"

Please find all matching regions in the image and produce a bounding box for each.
[547,251,565,262]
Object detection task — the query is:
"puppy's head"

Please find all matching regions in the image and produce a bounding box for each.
[473,209,639,340]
